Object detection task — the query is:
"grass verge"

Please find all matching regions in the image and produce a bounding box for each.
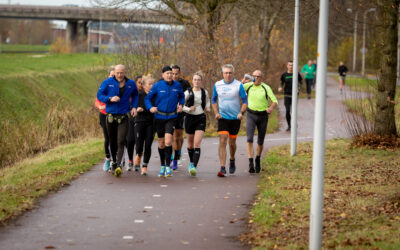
[0,138,104,225]
[1,44,50,52]
[240,139,400,249]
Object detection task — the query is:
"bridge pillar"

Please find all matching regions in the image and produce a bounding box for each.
[66,20,78,44]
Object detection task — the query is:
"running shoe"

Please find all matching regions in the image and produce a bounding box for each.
[111,162,117,175]
[127,162,134,171]
[255,158,261,173]
[103,158,111,172]
[115,166,122,177]
[158,166,166,177]
[141,166,147,176]
[165,166,173,177]
[189,164,197,177]
[172,160,178,170]
[286,127,291,132]
[249,161,256,173]
[135,165,140,172]
[229,160,236,174]
[217,167,227,177]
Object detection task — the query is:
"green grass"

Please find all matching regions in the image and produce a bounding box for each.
[344,76,378,92]
[241,139,400,249]
[0,138,104,224]
[0,53,116,77]
[0,44,50,52]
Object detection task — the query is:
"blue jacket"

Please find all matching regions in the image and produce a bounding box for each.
[145,80,185,120]
[97,76,139,115]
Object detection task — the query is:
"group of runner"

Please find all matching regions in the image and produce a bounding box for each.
[95,61,307,178]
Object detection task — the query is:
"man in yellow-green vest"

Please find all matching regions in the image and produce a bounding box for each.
[243,70,278,173]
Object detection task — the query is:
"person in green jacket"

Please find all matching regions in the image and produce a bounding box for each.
[244,70,278,173]
[301,60,316,99]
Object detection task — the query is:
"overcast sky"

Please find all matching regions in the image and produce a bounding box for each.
[0,0,92,6]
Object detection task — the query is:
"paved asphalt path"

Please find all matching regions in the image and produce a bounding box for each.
[0,78,350,250]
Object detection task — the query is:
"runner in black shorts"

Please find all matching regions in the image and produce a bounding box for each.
[171,65,191,170]
[183,71,210,176]
[145,66,185,178]
[211,64,248,177]
[279,60,303,132]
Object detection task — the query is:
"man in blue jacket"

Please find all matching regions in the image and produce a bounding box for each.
[145,65,185,178]
[97,64,138,177]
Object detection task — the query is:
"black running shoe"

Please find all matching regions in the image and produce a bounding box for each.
[111,162,118,175]
[249,161,255,173]
[229,160,236,174]
[255,158,261,173]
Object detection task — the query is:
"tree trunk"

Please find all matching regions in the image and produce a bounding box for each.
[374,0,399,136]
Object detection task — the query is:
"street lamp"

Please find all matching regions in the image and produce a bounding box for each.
[362,8,376,76]
[347,8,358,72]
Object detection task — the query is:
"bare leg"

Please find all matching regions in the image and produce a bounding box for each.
[219,134,228,167]
[256,144,263,157]
[228,137,237,161]
[247,142,254,159]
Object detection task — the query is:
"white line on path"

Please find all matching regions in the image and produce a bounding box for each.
[152,194,161,198]
[123,236,134,240]
[144,206,153,209]
[134,220,144,223]
[160,185,168,188]
[265,137,313,141]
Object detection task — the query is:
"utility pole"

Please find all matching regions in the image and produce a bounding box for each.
[290,0,300,156]
[309,0,329,249]
[361,8,376,76]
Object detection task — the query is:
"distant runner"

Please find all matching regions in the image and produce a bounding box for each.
[301,60,316,99]
[183,71,210,176]
[171,65,191,170]
[338,61,348,93]
[145,66,185,178]
[244,70,278,173]
[97,64,138,177]
[279,60,303,132]
[211,64,248,177]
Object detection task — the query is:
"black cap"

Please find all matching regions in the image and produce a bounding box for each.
[162,65,172,73]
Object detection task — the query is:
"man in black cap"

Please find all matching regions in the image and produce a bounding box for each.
[145,66,185,178]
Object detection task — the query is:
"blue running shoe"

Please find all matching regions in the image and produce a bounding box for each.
[217,167,227,177]
[172,160,178,170]
[165,166,173,177]
[103,158,111,172]
[158,166,166,177]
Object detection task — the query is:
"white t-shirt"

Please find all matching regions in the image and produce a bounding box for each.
[183,88,210,115]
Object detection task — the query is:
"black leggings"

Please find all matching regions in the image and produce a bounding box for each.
[106,116,129,166]
[284,96,292,128]
[305,79,313,94]
[135,122,155,164]
[99,113,110,159]
[127,118,136,161]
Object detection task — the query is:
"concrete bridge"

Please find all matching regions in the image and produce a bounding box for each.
[0,4,176,45]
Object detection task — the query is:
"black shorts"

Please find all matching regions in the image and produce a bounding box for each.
[185,114,206,134]
[155,118,175,138]
[217,118,241,138]
[174,113,185,130]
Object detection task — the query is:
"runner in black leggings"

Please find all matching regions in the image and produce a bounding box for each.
[279,60,303,132]
[134,76,155,175]
[96,67,114,172]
